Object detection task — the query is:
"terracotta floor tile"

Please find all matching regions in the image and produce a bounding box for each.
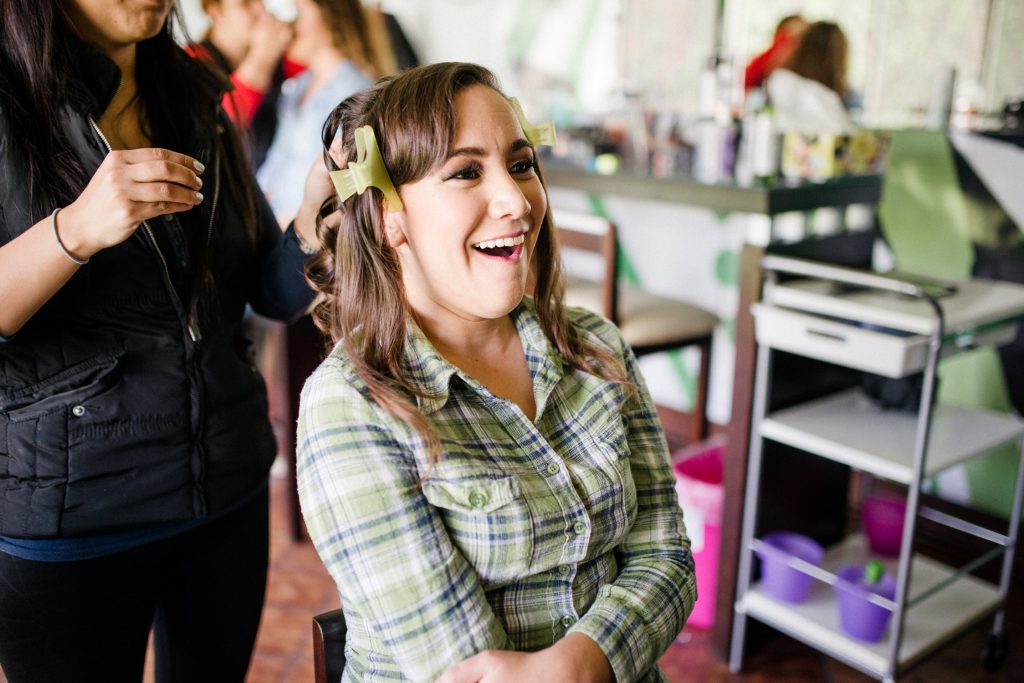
[659,636,734,682]
[265,567,337,610]
[246,653,291,683]
[254,604,315,658]
[283,658,316,683]
[274,540,332,575]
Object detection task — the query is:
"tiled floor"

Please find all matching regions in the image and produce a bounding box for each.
[2,472,1020,682]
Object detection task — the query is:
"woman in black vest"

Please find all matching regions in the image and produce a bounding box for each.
[0,1,333,681]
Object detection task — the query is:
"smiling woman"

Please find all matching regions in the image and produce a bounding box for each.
[296,62,697,683]
[387,85,546,344]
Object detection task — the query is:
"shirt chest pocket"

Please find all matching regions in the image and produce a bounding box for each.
[422,476,535,586]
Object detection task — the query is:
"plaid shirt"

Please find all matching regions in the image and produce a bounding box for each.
[297,299,695,682]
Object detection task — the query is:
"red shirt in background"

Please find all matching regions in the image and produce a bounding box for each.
[186,43,306,126]
[744,32,799,91]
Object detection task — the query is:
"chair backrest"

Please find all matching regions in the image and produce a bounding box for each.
[552,209,620,324]
[313,608,347,683]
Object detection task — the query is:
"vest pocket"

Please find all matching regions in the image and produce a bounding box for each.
[0,349,127,535]
[2,349,126,476]
[1,348,126,420]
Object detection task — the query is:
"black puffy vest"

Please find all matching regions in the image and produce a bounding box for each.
[0,46,312,537]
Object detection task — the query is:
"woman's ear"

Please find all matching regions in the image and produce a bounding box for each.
[382,206,407,248]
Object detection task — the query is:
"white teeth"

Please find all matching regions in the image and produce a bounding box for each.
[473,234,526,250]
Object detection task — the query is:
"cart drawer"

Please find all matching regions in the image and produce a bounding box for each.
[753,303,929,378]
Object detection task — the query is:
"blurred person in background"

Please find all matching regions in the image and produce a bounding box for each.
[766,20,855,134]
[190,0,296,168]
[252,0,399,459]
[744,14,807,91]
[257,0,396,226]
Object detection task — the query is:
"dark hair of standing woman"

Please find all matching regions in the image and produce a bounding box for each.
[0,0,259,326]
[305,62,630,464]
[781,20,849,98]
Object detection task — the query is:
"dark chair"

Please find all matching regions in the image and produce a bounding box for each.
[281,315,330,541]
[554,209,718,442]
[313,608,347,683]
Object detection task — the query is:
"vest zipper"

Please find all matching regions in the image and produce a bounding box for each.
[87,116,213,346]
[205,142,221,258]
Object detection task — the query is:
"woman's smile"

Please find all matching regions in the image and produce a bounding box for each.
[471,230,528,261]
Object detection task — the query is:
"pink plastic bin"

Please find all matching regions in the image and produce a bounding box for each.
[672,438,725,630]
[862,495,906,557]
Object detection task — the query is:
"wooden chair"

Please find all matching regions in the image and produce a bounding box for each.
[313,608,347,683]
[554,209,718,443]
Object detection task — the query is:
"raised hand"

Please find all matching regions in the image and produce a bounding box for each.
[236,12,294,90]
[57,148,205,260]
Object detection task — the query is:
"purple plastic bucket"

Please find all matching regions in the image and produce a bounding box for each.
[756,532,824,604]
[834,564,897,642]
[862,495,906,557]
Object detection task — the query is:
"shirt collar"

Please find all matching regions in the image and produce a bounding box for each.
[402,320,458,415]
[402,298,567,418]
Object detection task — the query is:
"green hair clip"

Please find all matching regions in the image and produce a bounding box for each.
[329,125,404,211]
[508,97,557,148]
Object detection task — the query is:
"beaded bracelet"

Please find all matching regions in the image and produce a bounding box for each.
[50,208,89,266]
[295,227,319,255]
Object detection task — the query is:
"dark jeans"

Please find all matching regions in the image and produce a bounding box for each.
[0,488,269,683]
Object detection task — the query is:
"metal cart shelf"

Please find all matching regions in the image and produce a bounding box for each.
[729,256,1024,682]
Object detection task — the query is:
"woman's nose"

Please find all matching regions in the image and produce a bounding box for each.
[487,171,531,222]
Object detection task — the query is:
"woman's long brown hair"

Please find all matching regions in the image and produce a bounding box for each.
[305,62,630,466]
[781,21,849,98]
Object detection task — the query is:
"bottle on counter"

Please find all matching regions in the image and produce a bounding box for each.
[735,88,778,185]
[695,55,739,183]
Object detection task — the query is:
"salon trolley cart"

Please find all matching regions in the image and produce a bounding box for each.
[728,255,1024,682]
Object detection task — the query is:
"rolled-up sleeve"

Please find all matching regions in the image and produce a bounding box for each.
[570,344,696,682]
[296,360,512,682]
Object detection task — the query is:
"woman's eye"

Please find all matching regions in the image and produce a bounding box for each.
[510,158,537,175]
[446,163,482,181]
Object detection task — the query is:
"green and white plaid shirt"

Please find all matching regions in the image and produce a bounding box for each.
[297,299,695,682]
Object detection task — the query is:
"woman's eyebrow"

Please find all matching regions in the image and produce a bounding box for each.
[444,138,533,161]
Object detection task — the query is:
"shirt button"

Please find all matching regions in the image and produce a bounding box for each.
[163,214,174,222]
[573,521,586,535]
[561,615,576,628]
[71,405,86,417]
[546,463,560,475]
[468,490,488,508]
[558,564,571,576]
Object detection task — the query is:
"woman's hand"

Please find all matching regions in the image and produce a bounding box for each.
[436,634,613,683]
[293,146,342,247]
[235,13,293,90]
[58,148,204,260]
